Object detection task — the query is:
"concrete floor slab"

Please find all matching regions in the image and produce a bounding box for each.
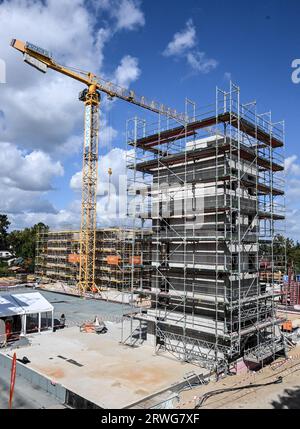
[3,327,201,409]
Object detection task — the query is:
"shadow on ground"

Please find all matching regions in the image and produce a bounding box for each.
[271,386,300,409]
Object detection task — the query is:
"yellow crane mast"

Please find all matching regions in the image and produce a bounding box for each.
[11,39,188,295]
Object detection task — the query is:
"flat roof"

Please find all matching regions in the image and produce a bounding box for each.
[3,326,201,409]
[131,113,283,150]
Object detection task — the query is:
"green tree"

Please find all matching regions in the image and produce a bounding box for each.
[269,234,300,274]
[0,214,10,251]
[8,223,48,272]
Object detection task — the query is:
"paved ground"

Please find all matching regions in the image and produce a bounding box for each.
[0,365,65,409]
[1,287,134,328]
[40,289,134,326]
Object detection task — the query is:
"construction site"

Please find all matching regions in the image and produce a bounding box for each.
[1,37,300,411]
[35,227,152,301]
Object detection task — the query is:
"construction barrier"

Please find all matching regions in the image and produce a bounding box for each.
[282,320,293,332]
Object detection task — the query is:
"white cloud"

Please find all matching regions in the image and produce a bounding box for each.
[163,19,196,57]
[71,147,127,194]
[0,0,107,154]
[0,141,63,221]
[100,118,119,148]
[286,179,300,198]
[285,155,300,175]
[1,76,83,153]
[0,0,145,229]
[2,0,106,85]
[286,209,300,242]
[112,0,145,31]
[57,135,83,156]
[285,155,300,203]
[0,142,63,192]
[0,0,143,154]
[5,146,134,230]
[187,52,218,74]
[9,207,80,231]
[0,187,58,216]
[114,55,141,87]
[163,19,218,75]
[96,0,145,32]
[224,72,232,81]
[70,147,130,226]
[283,154,300,241]
[95,27,112,71]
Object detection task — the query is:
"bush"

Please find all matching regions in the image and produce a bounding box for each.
[0,261,10,277]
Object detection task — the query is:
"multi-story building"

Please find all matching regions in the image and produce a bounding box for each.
[35,228,152,292]
[127,83,286,371]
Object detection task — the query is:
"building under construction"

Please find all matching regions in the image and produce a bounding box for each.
[35,228,152,292]
[126,83,286,371]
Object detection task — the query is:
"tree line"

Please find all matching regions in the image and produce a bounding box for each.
[0,214,48,274]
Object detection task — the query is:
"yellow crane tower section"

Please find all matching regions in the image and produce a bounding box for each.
[11,39,188,295]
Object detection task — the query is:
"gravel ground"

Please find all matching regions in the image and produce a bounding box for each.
[179,345,300,409]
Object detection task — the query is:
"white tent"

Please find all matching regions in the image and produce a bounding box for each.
[13,292,53,314]
[0,292,54,335]
[0,294,23,317]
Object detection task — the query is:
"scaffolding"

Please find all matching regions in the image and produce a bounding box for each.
[94,228,151,291]
[125,82,286,371]
[35,227,151,293]
[35,228,79,283]
[35,226,48,279]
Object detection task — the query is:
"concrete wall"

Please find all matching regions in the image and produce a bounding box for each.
[0,352,66,405]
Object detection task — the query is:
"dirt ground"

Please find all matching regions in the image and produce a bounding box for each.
[179,345,300,409]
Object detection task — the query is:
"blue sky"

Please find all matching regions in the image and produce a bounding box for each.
[0,0,299,238]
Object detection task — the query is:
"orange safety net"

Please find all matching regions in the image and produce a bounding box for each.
[68,254,81,263]
[106,255,121,265]
[129,256,142,265]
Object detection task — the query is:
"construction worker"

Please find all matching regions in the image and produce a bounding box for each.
[60,313,66,329]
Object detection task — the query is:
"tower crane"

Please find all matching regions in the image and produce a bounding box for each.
[11,39,188,294]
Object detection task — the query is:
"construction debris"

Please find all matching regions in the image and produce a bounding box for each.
[80,317,107,334]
